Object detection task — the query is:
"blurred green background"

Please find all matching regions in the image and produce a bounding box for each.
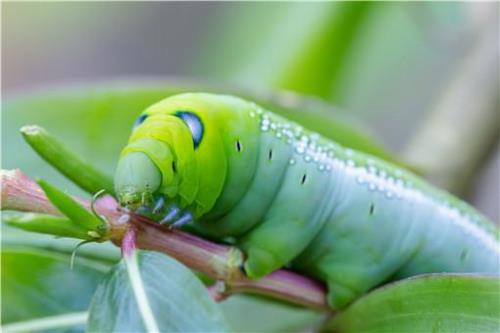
[2,2,499,332]
[3,1,498,220]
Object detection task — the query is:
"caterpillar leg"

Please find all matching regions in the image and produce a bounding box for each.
[169,212,193,229]
[152,195,166,214]
[159,204,181,225]
[238,156,335,278]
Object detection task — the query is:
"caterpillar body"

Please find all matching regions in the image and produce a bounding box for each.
[114,93,499,309]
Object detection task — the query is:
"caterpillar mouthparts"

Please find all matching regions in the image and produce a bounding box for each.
[117,189,142,209]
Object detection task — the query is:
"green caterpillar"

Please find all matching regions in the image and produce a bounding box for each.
[114,93,499,309]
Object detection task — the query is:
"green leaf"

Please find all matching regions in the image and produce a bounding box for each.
[1,224,120,264]
[37,179,106,239]
[4,212,90,240]
[87,250,231,332]
[276,3,372,100]
[1,248,107,330]
[325,274,500,333]
[21,125,114,196]
[194,3,374,100]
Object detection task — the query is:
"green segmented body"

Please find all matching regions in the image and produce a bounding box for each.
[114,93,500,309]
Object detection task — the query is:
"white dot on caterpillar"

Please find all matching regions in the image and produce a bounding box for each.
[347,160,355,167]
[368,183,377,191]
[295,146,305,154]
[289,158,296,165]
[304,155,312,162]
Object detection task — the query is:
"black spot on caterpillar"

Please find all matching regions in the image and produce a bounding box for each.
[369,203,375,216]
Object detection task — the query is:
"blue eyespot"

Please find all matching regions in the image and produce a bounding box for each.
[133,114,148,130]
[174,111,204,149]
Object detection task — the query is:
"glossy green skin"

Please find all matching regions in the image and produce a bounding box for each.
[116,93,500,309]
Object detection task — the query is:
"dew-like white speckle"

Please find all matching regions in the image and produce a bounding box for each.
[296,146,305,154]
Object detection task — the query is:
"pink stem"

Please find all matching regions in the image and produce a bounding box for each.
[122,227,137,258]
[1,169,329,311]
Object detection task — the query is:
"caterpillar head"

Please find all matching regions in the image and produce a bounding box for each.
[114,93,228,217]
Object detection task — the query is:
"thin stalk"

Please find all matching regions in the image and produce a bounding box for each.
[1,312,88,333]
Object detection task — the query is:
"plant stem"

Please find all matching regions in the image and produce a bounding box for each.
[1,169,329,311]
[1,169,128,240]
[2,312,88,333]
[121,227,137,258]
